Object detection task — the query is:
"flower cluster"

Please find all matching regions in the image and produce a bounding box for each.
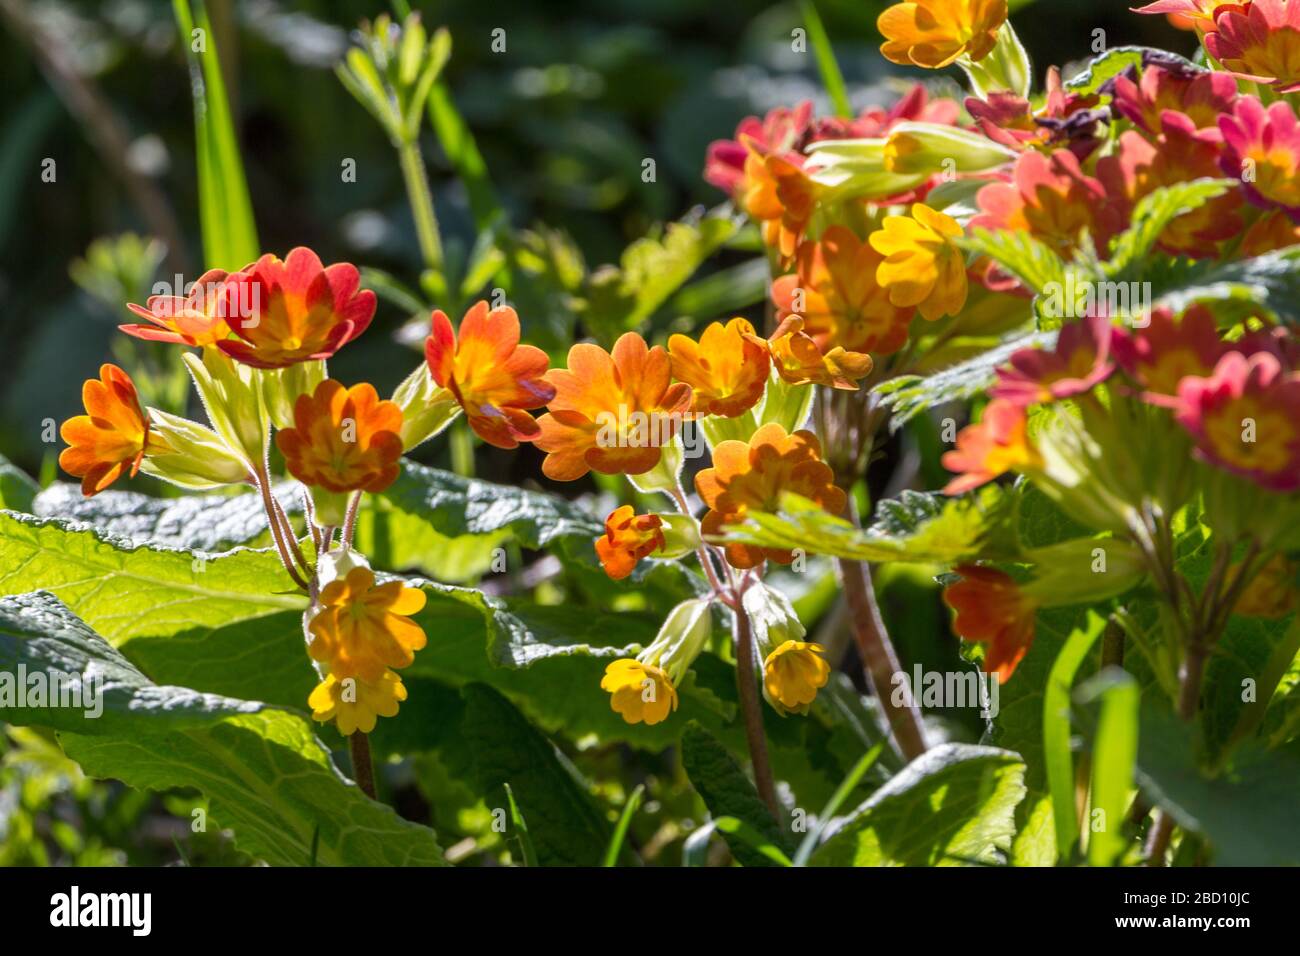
[59,246,446,740]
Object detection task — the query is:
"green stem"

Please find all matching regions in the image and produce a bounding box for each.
[397,138,444,276]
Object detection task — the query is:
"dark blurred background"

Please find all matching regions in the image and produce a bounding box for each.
[0,0,1185,482]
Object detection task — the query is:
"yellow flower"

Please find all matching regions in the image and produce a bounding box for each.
[763,641,830,715]
[307,567,428,682]
[878,0,1008,69]
[600,659,678,725]
[308,670,407,736]
[869,203,969,321]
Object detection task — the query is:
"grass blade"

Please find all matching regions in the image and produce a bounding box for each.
[1080,669,1139,867]
[601,783,645,867]
[792,742,884,866]
[800,0,852,119]
[1043,611,1106,862]
[502,782,538,867]
[683,816,793,867]
[173,0,259,270]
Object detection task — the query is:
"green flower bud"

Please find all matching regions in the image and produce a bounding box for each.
[183,347,269,469]
[141,410,254,490]
[638,597,712,687]
[392,362,461,450]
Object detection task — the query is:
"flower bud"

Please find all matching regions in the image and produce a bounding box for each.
[961,20,1032,99]
[391,362,461,450]
[140,410,254,490]
[654,513,701,560]
[184,347,269,469]
[627,434,685,494]
[262,360,327,430]
[883,122,1018,176]
[638,597,713,687]
[743,581,829,716]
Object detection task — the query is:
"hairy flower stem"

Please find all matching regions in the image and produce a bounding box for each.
[732,602,781,821]
[255,470,310,592]
[397,139,445,278]
[341,491,363,552]
[838,554,929,762]
[349,732,377,800]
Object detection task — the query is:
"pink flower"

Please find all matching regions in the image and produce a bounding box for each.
[704,102,813,197]
[1218,96,1300,221]
[990,314,1117,406]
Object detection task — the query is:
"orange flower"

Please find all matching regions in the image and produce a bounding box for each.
[535,333,693,481]
[217,247,376,368]
[424,301,555,448]
[771,226,916,356]
[943,564,1038,681]
[595,505,666,580]
[668,318,769,418]
[869,203,969,321]
[307,566,427,682]
[59,364,167,497]
[878,0,1009,69]
[695,423,846,569]
[122,268,231,347]
[755,316,874,389]
[941,399,1040,494]
[739,144,821,261]
[276,379,404,493]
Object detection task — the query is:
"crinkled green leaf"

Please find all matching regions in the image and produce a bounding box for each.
[681,720,789,867]
[1105,179,1235,278]
[810,743,1026,866]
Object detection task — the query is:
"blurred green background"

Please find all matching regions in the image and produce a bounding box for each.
[0,0,1185,865]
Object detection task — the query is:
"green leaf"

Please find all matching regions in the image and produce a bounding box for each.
[681,721,788,867]
[1042,611,1108,862]
[172,0,259,270]
[809,744,1026,866]
[462,683,614,866]
[0,455,38,512]
[873,328,1054,430]
[1077,668,1140,867]
[501,782,538,868]
[718,485,1019,567]
[0,591,443,866]
[793,742,885,866]
[957,228,1067,295]
[1149,246,1300,326]
[427,80,502,233]
[1064,46,1201,96]
[1105,179,1236,278]
[800,0,851,119]
[380,459,603,549]
[602,784,645,867]
[580,214,738,344]
[1128,702,1300,865]
[682,816,793,867]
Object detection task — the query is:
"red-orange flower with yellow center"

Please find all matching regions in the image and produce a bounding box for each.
[943,564,1038,681]
[60,364,167,497]
[218,247,376,368]
[696,423,846,569]
[276,380,404,493]
[771,226,917,356]
[668,318,769,418]
[753,316,874,390]
[595,505,666,580]
[425,301,556,448]
[307,567,427,682]
[535,333,693,481]
[941,399,1041,494]
[878,0,1008,69]
[123,268,231,347]
[1205,0,1300,94]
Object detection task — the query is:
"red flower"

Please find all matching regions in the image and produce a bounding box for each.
[1109,63,1238,137]
[123,268,231,347]
[972,149,1121,260]
[966,67,1105,160]
[704,102,813,197]
[1205,0,1300,94]
[425,301,555,448]
[941,399,1041,494]
[595,506,666,580]
[943,565,1039,682]
[1111,305,1226,398]
[218,247,376,368]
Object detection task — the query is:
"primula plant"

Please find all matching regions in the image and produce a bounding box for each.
[2,0,1300,874]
